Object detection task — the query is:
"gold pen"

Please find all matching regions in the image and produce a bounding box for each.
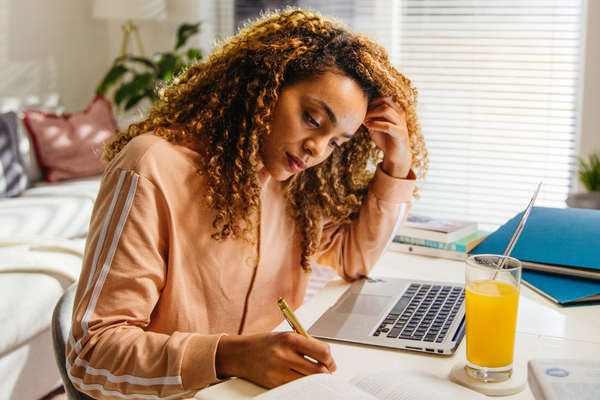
[278,297,310,339]
[278,297,333,374]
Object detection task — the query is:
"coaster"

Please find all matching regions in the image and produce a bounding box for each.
[450,362,527,396]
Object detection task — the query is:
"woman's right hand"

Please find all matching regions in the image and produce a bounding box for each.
[215,332,336,388]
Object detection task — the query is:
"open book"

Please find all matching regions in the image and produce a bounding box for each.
[254,369,486,400]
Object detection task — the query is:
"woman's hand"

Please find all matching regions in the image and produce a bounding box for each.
[363,97,412,179]
[215,332,336,389]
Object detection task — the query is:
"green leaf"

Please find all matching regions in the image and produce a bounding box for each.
[130,73,155,92]
[114,83,134,106]
[98,20,204,109]
[120,55,159,72]
[96,65,127,95]
[175,22,201,50]
[187,48,203,61]
[114,73,154,106]
[578,151,600,192]
[146,88,160,103]
[124,94,146,111]
[156,53,179,80]
[114,85,130,106]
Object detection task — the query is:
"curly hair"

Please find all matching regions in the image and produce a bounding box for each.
[102,8,428,272]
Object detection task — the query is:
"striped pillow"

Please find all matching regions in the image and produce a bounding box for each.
[0,112,28,197]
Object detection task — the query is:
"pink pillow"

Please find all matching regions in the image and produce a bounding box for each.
[23,96,118,182]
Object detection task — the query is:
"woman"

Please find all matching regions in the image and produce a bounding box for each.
[67,8,427,399]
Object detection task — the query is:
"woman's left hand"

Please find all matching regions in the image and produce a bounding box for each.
[363,97,412,178]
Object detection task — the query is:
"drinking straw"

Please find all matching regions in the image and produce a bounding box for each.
[494,182,542,273]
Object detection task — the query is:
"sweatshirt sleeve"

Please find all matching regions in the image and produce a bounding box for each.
[315,164,416,281]
[66,168,224,400]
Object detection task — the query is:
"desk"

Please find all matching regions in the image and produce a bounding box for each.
[195,251,600,399]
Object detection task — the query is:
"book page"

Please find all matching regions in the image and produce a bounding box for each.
[254,373,375,400]
[349,369,486,400]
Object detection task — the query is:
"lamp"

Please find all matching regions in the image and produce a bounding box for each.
[92,0,167,57]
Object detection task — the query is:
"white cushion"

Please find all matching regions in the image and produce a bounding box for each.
[0,327,62,400]
[0,273,70,355]
[0,175,101,239]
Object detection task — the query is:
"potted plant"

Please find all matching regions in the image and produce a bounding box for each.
[566,150,600,209]
[96,22,203,112]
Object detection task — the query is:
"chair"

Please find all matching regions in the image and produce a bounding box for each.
[51,283,95,400]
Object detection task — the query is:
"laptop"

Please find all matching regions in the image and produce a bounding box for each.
[307,277,466,355]
[309,184,542,355]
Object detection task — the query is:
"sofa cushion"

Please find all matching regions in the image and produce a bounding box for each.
[23,96,118,183]
[0,175,102,238]
[0,112,28,197]
[0,273,69,356]
[0,328,62,400]
[0,93,64,184]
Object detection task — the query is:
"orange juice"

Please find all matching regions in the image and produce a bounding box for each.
[466,280,520,368]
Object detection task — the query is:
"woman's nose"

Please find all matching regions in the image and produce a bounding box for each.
[304,135,329,159]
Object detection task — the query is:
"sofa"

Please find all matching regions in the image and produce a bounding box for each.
[0,95,110,400]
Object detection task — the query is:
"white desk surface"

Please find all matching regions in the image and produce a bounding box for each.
[195,251,600,399]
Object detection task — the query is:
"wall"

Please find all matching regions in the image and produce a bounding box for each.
[577,0,600,190]
[0,0,233,113]
[104,0,234,65]
[1,0,108,112]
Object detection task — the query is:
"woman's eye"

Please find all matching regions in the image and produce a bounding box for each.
[329,140,341,149]
[305,112,319,128]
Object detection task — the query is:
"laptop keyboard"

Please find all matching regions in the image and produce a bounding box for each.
[373,284,465,343]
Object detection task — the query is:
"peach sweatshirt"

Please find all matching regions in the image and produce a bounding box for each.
[67,134,415,399]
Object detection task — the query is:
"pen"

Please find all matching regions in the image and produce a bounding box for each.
[278,297,333,374]
[277,297,310,339]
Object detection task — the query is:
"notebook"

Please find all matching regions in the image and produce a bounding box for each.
[307,277,466,355]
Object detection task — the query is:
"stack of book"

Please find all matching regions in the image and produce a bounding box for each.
[389,213,490,261]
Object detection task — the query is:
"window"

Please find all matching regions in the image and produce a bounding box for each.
[230,0,587,230]
[395,0,584,230]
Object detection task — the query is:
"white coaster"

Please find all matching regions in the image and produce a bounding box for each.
[450,362,527,396]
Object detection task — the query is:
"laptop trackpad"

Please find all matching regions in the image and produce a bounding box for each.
[332,293,392,316]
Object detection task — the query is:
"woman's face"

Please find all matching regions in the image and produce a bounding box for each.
[262,71,368,181]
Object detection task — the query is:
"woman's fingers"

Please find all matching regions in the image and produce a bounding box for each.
[273,332,335,376]
[364,120,402,140]
[291,335,337,374]
[365,99,406,127]
[363,97,412,178]
[215,332,337,389]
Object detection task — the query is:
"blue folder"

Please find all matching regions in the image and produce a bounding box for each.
[470,207,600,275]
[521,270,600,306]
[470,207,600,305]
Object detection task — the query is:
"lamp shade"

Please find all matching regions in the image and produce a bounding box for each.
[92,0,167,21]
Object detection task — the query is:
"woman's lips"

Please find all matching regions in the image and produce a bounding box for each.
[287,153,307,174]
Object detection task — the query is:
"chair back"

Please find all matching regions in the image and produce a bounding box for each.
[51,283,95,400]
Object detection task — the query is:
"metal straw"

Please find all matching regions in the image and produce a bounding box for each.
[495,182,542,273]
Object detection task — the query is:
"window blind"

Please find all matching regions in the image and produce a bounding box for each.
[394,0,584,230]
[232,0,584,230]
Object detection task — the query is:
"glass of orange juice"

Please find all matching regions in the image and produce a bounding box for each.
[465,254,522,382]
